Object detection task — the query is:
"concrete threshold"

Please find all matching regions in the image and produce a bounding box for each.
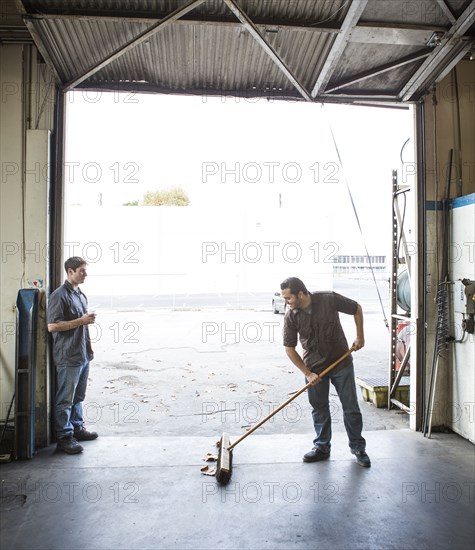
[1,429,474,550]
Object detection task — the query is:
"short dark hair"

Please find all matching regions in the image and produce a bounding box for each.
[280,277,308,295]
[64,256,87,273]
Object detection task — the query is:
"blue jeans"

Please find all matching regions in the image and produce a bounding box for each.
[307,363,366,454]
[55,362,90,439]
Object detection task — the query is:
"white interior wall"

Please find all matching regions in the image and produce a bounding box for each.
[449,195,475,443]
[0,43,55,444]
[0,44,24,422]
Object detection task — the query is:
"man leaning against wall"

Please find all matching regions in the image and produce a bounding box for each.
[47,256,98,454]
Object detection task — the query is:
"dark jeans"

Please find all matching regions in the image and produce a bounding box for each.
[55,362,90,439]
[307,363,366,453]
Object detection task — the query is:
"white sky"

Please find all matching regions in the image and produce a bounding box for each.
[63,91,415,293]
[65,91,414,236]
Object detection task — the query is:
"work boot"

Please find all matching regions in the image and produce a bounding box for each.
[56,436,83,454]
[74,426,98,441]
[303,447,330,463]
[354,450,371,467]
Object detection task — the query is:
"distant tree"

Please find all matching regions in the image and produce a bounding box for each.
[142,186,190,206]
[123,200,139,206]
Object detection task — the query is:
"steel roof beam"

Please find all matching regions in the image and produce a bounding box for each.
[399,1,475,101]
[222,0,312,102]
[325,50,432,93]
[76,80,405,105]
[24,10,450,42]
[0,24,34,43]
[62,0,207,92]
[350,25,438,47]
[24,12,340,34]
[320,92,400,101]
[311,0,368,98]
[435,0,456,24]
[16,0,63,83]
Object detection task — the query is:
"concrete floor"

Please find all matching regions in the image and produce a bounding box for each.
[1,429,474,550]
[2,297,474,549]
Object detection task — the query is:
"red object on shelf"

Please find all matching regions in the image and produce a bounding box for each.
[396,320,411,373]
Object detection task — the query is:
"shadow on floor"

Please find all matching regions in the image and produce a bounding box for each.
[1,429,474,550]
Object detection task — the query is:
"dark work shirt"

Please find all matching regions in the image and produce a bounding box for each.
[47,281,94,367]
[283,292,358,375]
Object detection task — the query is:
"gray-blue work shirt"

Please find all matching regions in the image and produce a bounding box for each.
[47,280,94,367]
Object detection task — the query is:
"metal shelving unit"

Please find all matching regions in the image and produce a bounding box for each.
[388,170,411,411]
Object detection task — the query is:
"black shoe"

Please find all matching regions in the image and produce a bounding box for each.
[56,436,83,454]
[74,427,98,441]
[303,447,330,463]
[354,450,371,467]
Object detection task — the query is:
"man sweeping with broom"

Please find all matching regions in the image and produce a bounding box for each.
[213,277,370,483]
[280,277,371,468]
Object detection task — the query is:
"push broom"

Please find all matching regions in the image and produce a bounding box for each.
[215,347,355,484]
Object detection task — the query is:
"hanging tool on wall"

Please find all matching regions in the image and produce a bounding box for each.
[446,278,475,344]
[460,278,475,334]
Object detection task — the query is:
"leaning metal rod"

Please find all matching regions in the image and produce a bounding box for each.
[423,149,453,437]
[424,282,450,437]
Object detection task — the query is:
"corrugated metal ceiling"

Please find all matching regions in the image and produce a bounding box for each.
[4,0,475,103]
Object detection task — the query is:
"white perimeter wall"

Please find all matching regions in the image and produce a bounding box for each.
[64,205,334,298]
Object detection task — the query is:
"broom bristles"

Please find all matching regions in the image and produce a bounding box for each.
[215,433,232,485]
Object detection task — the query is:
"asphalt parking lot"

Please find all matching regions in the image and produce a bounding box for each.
[84,286,409,442]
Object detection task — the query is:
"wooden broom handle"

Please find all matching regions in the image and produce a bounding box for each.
[228,347,354,451]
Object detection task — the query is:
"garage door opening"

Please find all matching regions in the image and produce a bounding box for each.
[62,90,415,438]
